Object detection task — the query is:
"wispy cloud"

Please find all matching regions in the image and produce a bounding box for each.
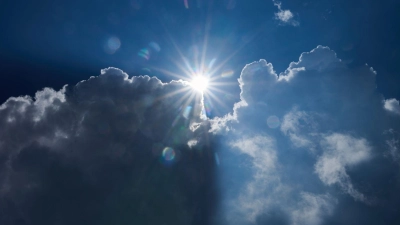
[315,133,372,203]
[291,192,337,225]
[228,136,281,222]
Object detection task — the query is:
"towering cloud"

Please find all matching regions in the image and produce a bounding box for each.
[212,46,400,224]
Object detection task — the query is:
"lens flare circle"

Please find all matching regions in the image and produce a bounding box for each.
[267,115,280,128]
[162,147,176,161]
[190,75,209,92]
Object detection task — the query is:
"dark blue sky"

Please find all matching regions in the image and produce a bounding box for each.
[1,0,399,109]
[1,1,400,225]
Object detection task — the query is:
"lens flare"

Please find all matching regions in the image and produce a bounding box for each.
[151,9,251,120]
[267,115,280,128]
[182,106,192,119]
[138,48,150,60]
[221,70,234,77]
[149,42,161,52]
[104,36,121,54]
[162,147,176,161]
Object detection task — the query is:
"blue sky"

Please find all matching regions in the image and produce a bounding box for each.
[0,0,400,224]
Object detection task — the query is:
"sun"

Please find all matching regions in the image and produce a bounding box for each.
[190,75,209,92]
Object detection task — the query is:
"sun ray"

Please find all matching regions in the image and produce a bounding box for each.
[157,86,191,102]
[204,91,232,111]
[151,67,188,80]
[206,29,262,78]
[169,58,195,78]
[152,2,264,120]
[208,81,239,87]
[161,24,196,76]
[200,2,213,72]
[161,91,202,143]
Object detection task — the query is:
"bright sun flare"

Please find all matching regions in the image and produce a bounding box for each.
[190,75,209,92]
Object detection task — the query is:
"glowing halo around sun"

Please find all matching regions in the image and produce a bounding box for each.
[150,21,246,119]
[190,75,209,92]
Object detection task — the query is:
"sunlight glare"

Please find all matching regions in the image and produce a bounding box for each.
[190,75,209,92]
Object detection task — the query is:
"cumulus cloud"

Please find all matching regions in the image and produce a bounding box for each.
[273,1,299,26]
[2,45,400,225]
[0,68,218,225]
[211,45,400,224]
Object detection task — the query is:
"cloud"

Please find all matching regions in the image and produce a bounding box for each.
[2,45,400,225]
[211,45,400,224]
[280,109,316,149]
[226,135,281,223]
[384,98,400,114]
[273,1,299,26]
[387,138,400,164]
[291,192,337,225]
[384,129,400,164]
[0,68,218,225]
[217,134,338,225]
[315,133,371,202]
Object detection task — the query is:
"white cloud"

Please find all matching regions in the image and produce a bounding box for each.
[187,139,198,148]
[211,45,400,224]
[276,9,293,22]
[273,1,299,26]
[384,98,400,114]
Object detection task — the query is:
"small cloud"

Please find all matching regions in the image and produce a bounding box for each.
[187,139,198,148]
[384,98,400,114]
[273,1,299,26]
[276,8,293,22]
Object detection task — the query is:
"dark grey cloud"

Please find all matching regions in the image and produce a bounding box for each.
[0,68,219,225]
